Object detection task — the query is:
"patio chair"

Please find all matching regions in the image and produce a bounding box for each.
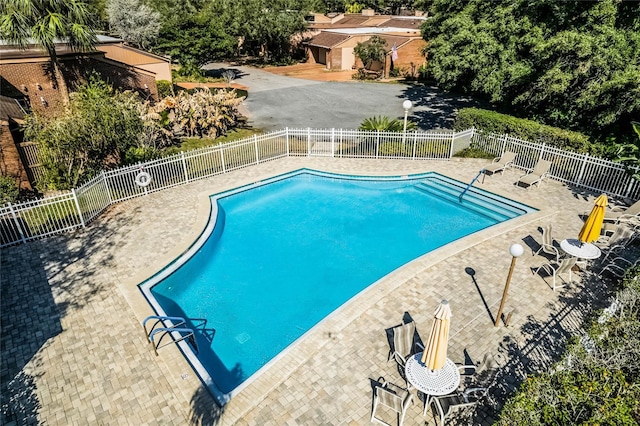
[604,199,640,224]
[601,256,640,278]
[533,256,577,291]
[370,378,413,426]
[596,224,635,250]
[533,224,560,262]
[430,386,488,426]
[457,353,500,391]
[515,159,552,188]
[387,321,424,373]
[484,151,517,175]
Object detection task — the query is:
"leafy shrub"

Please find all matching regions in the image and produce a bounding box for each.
[24,75,144,189]
[453,147,494,159]
[156,80,174,98]
[497,265,640,425]
[454,108,593,153]
[0,176,19,205]
[359,116,417,132]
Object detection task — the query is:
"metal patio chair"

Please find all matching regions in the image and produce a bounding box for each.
[430,386,489,426]
[534,224,560,262]
[370,378,413,426]
[387,321,424,385]
[515,159,552,188]
[533,256,577,291]
[484,151,517,175]
[457,353,500,391]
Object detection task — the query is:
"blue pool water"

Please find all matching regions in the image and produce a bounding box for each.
[141,170,534,397]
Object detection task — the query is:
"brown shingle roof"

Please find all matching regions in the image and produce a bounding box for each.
[96,44,168,65]
[0,96,25,122]
[307,32,351,49]
[379,18,425,29]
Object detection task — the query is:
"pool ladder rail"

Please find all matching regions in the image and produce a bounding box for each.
[142,315,198,356]
[459,169,485,202]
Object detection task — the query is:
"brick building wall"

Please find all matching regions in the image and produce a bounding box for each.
[0,54,159,118]
[0,121,31,191]
[384,39,427,78]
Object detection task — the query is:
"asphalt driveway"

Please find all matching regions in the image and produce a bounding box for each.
[203,63,483,132]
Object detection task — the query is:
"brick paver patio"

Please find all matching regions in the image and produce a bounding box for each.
[1,157,615,425]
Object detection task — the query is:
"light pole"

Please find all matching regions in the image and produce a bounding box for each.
[402,100,412,144]
[494,243,524,327]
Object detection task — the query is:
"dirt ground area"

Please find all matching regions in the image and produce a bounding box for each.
[262,63,356,82]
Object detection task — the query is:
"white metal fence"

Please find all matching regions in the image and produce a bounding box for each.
[471,131,640,200]
[0,126,636,248]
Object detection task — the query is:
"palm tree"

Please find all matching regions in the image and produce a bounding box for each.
[0,0,98,104]
[359,116,417,132]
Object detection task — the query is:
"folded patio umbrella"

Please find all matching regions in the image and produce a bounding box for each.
[578,194,608,243]
[421,300,451,370]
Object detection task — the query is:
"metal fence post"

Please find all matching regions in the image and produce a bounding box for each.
[576,153,589,187]
[538,142,546,161]
[331,128,335,158]
[285,127,289,156]
[102,170,113,204]
[72,188,86,228]
[412,132,417,159]
[181,151,190,183]
[339,128,343,158]
[7,202,27,244]
[220,147,226,173]
[449,131,456,159]
[254,134,260,164]
[376,130,380,159]
[307,127,311,156]
[502,133,509,155]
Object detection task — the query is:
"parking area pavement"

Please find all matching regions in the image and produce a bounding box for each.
[1,157,617,425]
[202,63,486,132]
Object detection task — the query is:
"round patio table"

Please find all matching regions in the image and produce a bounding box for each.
[405,353,460,415]
[560,238,602,260]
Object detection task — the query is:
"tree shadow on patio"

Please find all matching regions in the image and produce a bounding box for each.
[472,269,612,424]
[0,204,135,422]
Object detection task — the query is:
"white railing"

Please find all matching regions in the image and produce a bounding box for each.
[471,131,640,199]
[0,127,637,248]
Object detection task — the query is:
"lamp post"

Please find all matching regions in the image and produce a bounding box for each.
[402,100,412,144]
[494,243,524,327]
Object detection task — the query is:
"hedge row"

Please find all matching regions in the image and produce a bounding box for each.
[496,267,640,425]
[453,108,595,154]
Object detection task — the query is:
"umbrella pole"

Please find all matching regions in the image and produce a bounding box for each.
[495,256,517,327]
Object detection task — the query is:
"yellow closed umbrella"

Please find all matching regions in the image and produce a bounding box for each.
[578,194,608,243]
[421,300,451,370]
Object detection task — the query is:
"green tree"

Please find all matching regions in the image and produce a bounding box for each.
[213,0,308,63]
[354,35,386,70]
[24,76,144,189]
[153,0,236,66]
[107,0,161,49]
[0,0,98,103]
[421,0,640,142]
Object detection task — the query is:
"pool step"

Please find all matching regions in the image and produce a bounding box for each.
[414,181,515,222]
[421,177,529,217]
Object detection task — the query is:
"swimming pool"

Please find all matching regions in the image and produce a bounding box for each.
[139,169,535,401]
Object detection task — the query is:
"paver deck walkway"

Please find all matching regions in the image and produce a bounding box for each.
[2,157,615,425]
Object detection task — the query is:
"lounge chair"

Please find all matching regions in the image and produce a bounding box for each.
[534,224,560,262]
[533,256,576,291]
[515,159,552,188]
[370,378,413,426]
[484,151,517,175]
[597,224,637,263]
[604,199,640,224]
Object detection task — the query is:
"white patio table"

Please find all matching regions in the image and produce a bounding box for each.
[405,353,460,415]
[560,238,602,260]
